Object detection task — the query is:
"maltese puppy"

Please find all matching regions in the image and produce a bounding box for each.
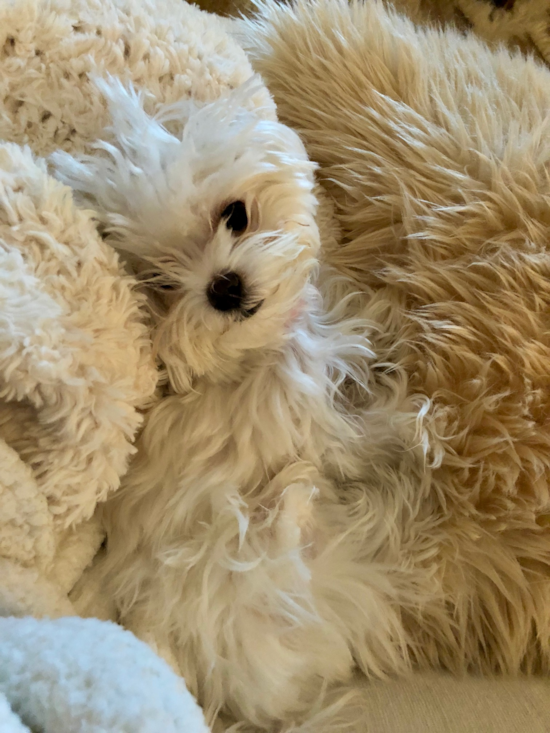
[53,78,413,728]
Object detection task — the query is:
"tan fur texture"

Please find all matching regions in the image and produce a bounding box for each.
[389,0,550,68]
[198,0,550,68]
[242,0,550,675]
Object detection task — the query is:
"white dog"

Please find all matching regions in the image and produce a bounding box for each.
[53,76,420,728]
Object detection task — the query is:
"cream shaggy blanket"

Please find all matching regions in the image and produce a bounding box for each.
[241,0,550,675]
[198,0,550,68]
[0,0,261,728]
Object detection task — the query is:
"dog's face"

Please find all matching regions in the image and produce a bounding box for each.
[52,78,320,392]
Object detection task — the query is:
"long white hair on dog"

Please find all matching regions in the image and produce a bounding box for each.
[54,73,428,727]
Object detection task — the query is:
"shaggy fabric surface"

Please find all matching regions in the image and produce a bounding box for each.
[0,616,208,733]
[0,142,156,615]
[241,0,550,675]
[196,0,550,67]
[390,0,550,66]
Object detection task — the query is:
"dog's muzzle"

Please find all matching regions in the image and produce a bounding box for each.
[207,271,263,317]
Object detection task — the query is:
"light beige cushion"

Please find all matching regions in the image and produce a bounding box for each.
[353,673,550,732]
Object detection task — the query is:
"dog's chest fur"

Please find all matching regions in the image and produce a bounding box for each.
[119,316,365,539]
[101,289,418,723]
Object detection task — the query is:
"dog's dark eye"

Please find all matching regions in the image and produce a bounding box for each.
[147,272,178,291]
[221,200,248,234]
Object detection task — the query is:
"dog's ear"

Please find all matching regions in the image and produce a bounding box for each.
[49,77,181,257]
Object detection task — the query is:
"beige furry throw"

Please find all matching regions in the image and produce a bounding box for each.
[388,0,550,67]
[242,0,550,674]
[199,0,550,68]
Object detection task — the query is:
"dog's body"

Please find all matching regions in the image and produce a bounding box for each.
[33,3,419,723]
[3,0,393,723]
[98,293,406,724]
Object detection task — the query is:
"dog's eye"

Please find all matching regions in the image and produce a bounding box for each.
[221,200,248,234]
[147,272,178,291]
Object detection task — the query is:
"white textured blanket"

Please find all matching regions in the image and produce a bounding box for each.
[0,141,156,619]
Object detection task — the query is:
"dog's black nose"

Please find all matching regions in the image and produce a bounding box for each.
[207,271,244,312]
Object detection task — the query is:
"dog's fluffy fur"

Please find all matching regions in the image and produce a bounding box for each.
[49,5,429,727]
[56,75,422,724]
[38,0,550,729]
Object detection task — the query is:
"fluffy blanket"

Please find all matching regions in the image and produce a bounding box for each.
[0,140,156,617]
[198,0,550,68]
[0,616,208,733]
[392,0,550,65]
[241,0,550,674]
[0,0,261,728]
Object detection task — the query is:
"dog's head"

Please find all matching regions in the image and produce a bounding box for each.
[51,78,319,392]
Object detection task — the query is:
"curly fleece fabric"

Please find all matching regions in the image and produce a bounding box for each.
[0,616,209,733]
